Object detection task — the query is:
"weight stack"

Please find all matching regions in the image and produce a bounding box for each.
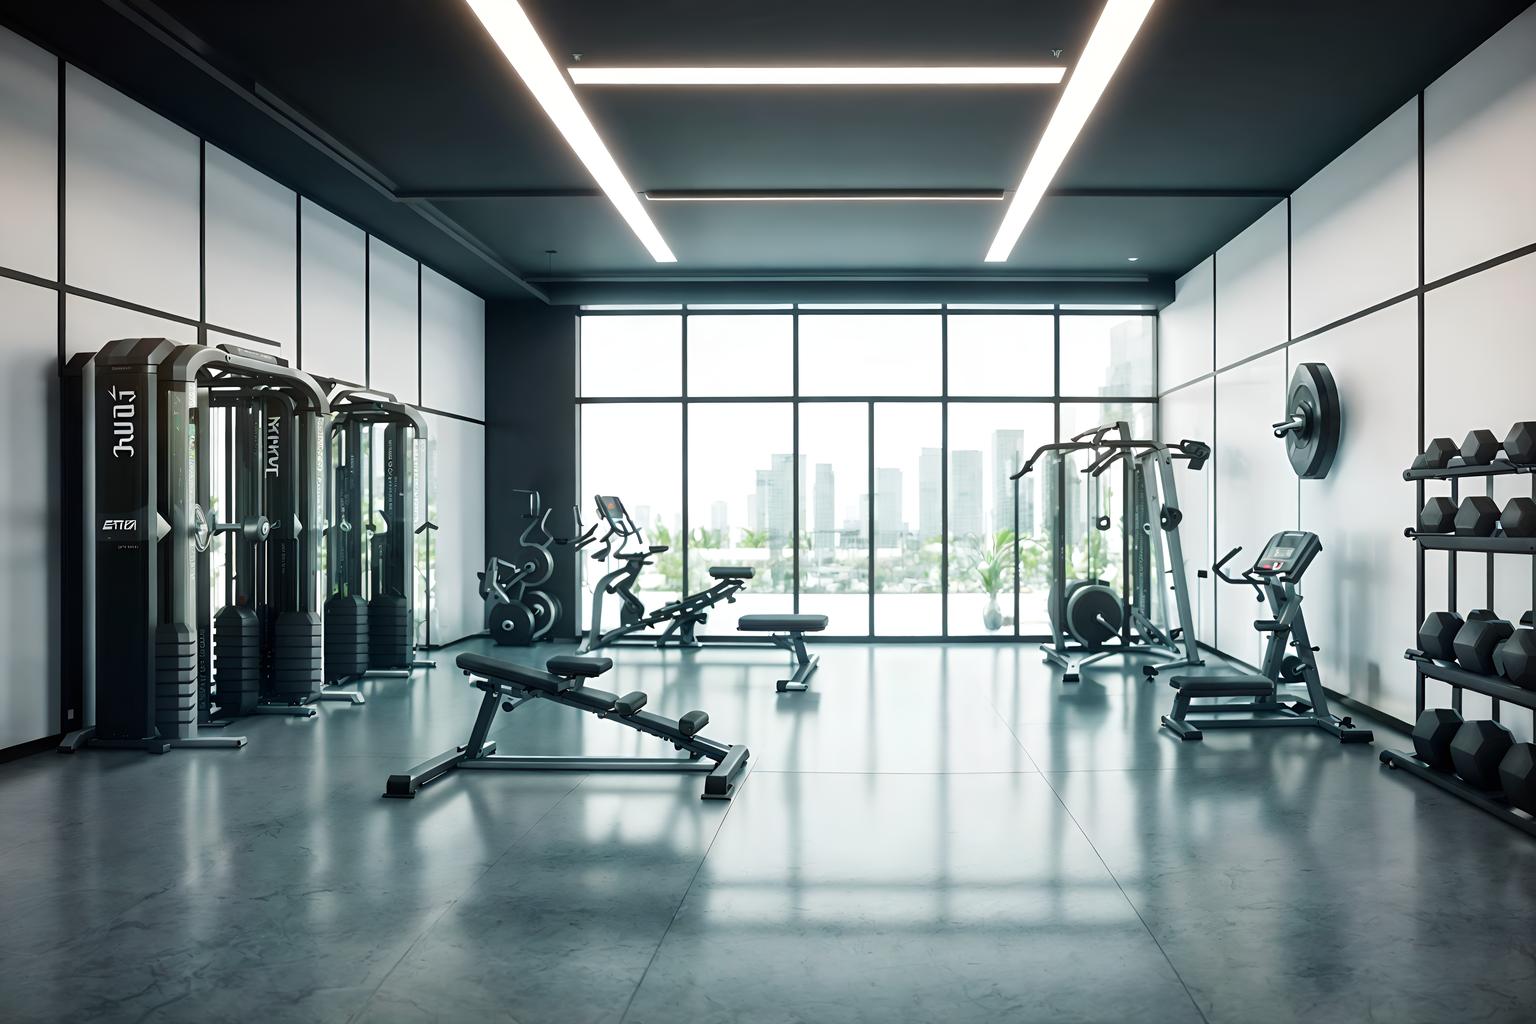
[368,593,411,669]
[324,594,369,681]
[213,605,261,716]
[155,622,198,739]
[269,611,323,702]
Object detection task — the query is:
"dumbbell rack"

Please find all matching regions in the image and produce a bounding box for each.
[1382,456,1536,837]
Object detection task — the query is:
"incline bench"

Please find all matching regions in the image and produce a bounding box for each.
[737,614,828,692]
[384,653,750,800]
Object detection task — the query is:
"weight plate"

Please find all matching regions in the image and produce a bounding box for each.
[1064,581,1123,651]
[489,602,537,646]
[526,590,562,641]
[1281,362,1341,479]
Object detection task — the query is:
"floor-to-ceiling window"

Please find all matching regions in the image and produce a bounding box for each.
[576,305,1158,639]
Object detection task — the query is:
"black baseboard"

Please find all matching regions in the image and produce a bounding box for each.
[421,632,486,652]
[1,733,64,764]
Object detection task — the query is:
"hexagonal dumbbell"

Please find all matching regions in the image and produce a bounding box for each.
[1415,437,1460,469]
[1500,743,1536,815]
[1460,429,1501,465]
[1496,628,1536,689]
[1411,707,1463,770]
[1504,422,1536,465]
[1417,610,1463,660]
[1453,611,1513,674]
[1450,719,1515,790]
[1454,495,1500,536]
[1418,497,1457,533]
[1501,497,1536,538]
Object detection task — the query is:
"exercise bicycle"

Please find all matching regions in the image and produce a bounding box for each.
[575,495,754,653]
[479,489,562,645]
[1157,530,1373,743]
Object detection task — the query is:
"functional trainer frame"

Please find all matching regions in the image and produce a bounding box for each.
[384,652,750,800]
[1013,422,1207,682]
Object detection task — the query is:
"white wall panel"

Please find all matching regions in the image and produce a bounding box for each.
[1425,4,1536,282]
[1424,251,1536,733]
[1212,349,1298,658]
[424,412,485,644]
[420,266,486,420]
[64,294,197,359]
[0,279,60,748]
[1215,201,1289,367]
[367,238,419,402]
[299,199,367,385]
[1157,257,1213,392]
[1293,300,1420,724]
[204,145,296,354]
[0,26,58,279]
[1291,100,1418,337]
[1158,377,1215,646]
[64,66,199,318]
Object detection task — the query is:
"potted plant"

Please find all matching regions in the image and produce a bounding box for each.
[970,529,1017,632]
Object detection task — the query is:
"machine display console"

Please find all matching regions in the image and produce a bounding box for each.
[594,494,629,528]
[1253,530,1321,579]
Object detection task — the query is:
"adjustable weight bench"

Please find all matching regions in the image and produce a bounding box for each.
[384,652,750,800]
[737,614,828,692]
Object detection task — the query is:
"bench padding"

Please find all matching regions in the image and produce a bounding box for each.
[458,652,565,693]
[1168,673,1275,697]
[709,566,756,580]
[737,614,829,633]
[547,655,614,678]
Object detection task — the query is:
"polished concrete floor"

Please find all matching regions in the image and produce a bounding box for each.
[4,641,1536,1024]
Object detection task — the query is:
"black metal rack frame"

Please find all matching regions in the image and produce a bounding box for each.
[1380,457,1536,837]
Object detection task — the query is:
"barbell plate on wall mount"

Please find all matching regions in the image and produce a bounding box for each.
[1272,361,1341,479]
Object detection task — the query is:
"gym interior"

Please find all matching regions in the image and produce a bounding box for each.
[3,2,1536,1021]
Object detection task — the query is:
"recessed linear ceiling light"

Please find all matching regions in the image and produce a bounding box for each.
[985,0,1156,263]
[463,0,675,262]
[568,66,1065,86]
[644,190,1005,203]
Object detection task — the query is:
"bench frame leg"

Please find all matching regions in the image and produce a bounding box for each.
[773,631,818,693]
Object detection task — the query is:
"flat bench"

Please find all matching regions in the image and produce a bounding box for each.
[738,613,829,692]
[709,566,756,580]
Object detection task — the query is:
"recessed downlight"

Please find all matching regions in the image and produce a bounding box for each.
[568,66,1065,86]
[463,0,675,262]
[1126,256,1140,262]
[986,0,1157,262]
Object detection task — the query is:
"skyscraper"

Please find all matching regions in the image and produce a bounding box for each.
[917,447,941,541]
[813,463,835,555]
[992,429,1026,536]
[950,449,984,538]
[753,453,805,545]
[710,500,729,537]
[874,468,903,547]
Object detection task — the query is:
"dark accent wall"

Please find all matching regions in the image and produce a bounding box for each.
[486,301,580,634]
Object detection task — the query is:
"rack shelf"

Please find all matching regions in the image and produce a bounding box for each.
[1404,653,1536,712]
[1379,749,1536,838]
[1406,533,1536,554]
[1403,460,1536,482]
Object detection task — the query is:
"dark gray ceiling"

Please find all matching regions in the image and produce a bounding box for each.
[4,0,1530,303]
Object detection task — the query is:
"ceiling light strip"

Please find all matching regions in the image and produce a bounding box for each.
[985,0,1156,262]
[569,66,1065,86]
[464,0,675,262]
[644,190,1005,203]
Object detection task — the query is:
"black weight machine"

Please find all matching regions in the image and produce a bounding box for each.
[479,488,563,645]
[1012,422,1208,682]
[322,385,436,681]
[60,339,349,753]
[1160,530,1372,743]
